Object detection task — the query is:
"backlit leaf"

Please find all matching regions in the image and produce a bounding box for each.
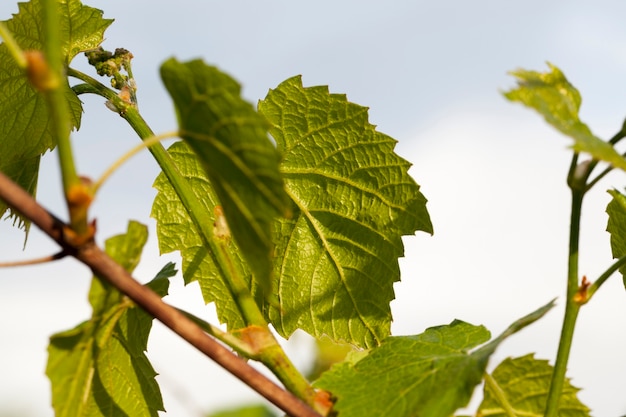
[315,300,554,417]
[477,354,590,417]
[160,58,289,295]
[606,189,626,288]
[505,63,626,170]
[152,142,251,329]
[258,76,433,348]
[0,0,112,230]
[46,221,175,417]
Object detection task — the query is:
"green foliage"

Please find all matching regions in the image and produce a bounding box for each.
[0,0,111,229]
[477,354,590,417]
[2,1,620,416]
[315,321,490,417]
[504,63,626,170]
[160,58,290,295]
[315,301,554,417]
[46,221,175,417]
[606,189,626,286]
[259,76,432,348]
[152,141,252,329]
[153,74,432,346]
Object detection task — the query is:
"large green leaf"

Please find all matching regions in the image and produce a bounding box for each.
[152,141,251,330]
[0,0,112,230]
[477,354,590,417]
[159,58,289,295]
[46,221,175,417]
[505,63,626,171]
[315,300,554,417]
[606,189,626,288]
[258,76,433,348]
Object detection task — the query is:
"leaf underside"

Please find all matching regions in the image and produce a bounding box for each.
[259,76,433,348]
[46,221,174,417]
[505,63,626,171]
[152,74,432,346]
[0,0,112,231]
[477,354,590,417]
[152,141,252,330]
[159,58,290,295]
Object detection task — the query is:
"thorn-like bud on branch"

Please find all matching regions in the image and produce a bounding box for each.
[24,50,59,91]
[573,275,591,305]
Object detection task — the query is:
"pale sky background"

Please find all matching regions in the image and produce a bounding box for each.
[2,1,626,416]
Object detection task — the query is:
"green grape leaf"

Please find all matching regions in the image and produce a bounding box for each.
[258,76,433,348]
[606,189,626,287]
[46,221,175,417]
[504,63,626,170]
[0,0,112,231]
[152,141,252,329]
[477,354,590,417]
[315,300,554,417]
[159,58,289,295]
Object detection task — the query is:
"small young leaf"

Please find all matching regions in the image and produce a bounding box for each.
[0,0,112,231]
[46,221,175,417]
[315,300,554,417]
[159,58,289,295]
[258,76,433,348]
[315,321,490,417]
[152,141,251,329]
[505,63,626,170]
[606,189,626,287]
[477,354,591,417]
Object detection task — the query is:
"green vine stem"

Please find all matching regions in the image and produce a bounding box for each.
[176,308,257,357]
[545,157,586,417]
[122,104,318,409]
[40,0,89,236]
[67,66,318,409]
[545,122,626,415]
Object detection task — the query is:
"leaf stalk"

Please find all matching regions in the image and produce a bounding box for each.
[585,254,626,301]
[92,131,178,193]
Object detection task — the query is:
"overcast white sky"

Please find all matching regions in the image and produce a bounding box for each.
[2,1,626,416]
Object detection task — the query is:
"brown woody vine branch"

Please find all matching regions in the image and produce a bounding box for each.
[0,170,322,417]
[0,250,66,267]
